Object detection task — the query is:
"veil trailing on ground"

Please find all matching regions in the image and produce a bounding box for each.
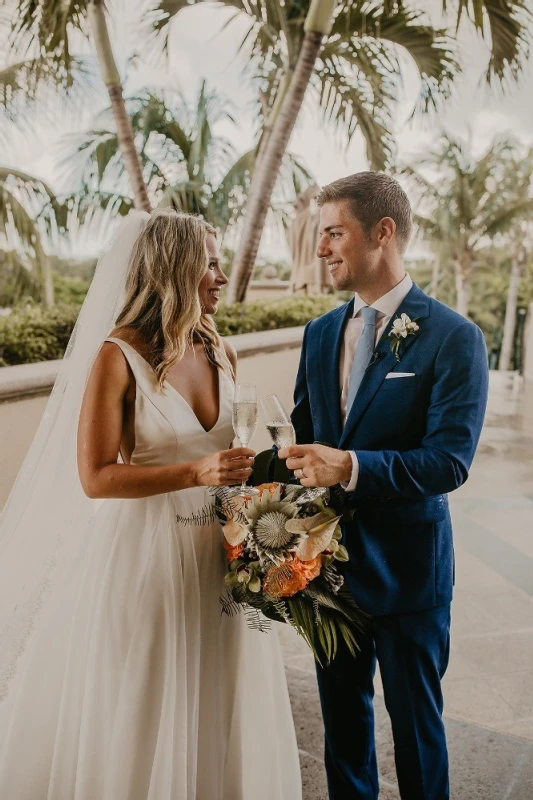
[0,210,150,710]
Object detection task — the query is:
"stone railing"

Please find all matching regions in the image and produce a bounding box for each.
[0,327,305,403]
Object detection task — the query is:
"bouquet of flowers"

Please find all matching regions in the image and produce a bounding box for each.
[211,482,369,665]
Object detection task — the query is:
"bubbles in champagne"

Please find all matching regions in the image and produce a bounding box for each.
[266,423,296,449]
[233,401,258,446]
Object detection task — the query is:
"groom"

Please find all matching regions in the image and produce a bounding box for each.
[278,172,489,799]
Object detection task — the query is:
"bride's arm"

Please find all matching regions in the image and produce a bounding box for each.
[77,343,254,499]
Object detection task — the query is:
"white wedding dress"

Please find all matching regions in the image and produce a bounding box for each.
[0,338,302,800]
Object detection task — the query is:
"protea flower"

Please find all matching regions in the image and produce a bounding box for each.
[244,486,301,565]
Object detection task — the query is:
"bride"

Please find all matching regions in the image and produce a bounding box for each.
[0,209,302,799]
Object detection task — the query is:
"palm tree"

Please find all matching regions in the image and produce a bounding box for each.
[151,0,530,302]
[59,84,314,243]
[4,0,151,211]
[0,166,64,308]
[152,0,462,301]
[406,136,533,319]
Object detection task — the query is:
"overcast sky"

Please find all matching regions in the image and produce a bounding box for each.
[3,0,533,259]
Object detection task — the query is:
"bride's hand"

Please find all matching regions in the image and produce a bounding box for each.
[193,448,255,486]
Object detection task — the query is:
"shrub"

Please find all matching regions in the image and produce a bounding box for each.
[0,304,81,365]
[215,296,338,336]
[52,272,90,305]
[0,295,339,366]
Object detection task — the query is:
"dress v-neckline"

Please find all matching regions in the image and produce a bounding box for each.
[108,337,224,435]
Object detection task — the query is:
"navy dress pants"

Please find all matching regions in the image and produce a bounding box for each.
[315,604,451,800]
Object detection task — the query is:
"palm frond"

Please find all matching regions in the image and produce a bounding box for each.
[313,62,394,170]
[449,0,532,83]
[332,2,458,113]
[9,0,89,78]
[0,55,98,134]
[481,198,533,238]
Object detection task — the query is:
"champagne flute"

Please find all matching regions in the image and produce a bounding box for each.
[259,394,296,449]
[232,383,259,493]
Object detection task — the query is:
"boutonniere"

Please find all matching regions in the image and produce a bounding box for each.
[388,313,420,361]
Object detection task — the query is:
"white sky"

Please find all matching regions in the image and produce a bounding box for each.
[3,0,533,259]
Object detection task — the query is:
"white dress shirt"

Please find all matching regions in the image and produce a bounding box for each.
[341,273,413,491]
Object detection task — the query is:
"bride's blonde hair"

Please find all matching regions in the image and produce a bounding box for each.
[115,208,232,389]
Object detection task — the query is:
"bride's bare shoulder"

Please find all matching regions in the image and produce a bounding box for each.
[107,326,149,359]
[91,325,143,387]
[90,341,131,390]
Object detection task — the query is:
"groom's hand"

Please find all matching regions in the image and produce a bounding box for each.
[278,444,352,487]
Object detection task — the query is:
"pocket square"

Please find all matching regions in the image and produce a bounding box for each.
[385,372,416,379]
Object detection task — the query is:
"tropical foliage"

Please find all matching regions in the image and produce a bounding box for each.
[150,0,532,302]
[405,134,533,318]
[410,249,533,369]
[59,82,314,239]
[0,166,66,307]
[152,0,458,171]
[2,0,150,209]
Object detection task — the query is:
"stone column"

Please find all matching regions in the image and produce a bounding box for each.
[523,303,533,382]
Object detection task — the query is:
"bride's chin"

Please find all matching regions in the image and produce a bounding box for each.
[201,299,218,315]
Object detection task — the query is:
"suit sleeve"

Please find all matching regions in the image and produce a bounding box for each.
[350,321,489,500]
[291,321,315,445]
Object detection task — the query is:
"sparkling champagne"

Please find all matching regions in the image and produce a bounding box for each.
[232,401,258,446]
[266,423,296,449]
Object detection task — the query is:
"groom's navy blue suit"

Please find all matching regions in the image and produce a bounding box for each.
[291,283,489,799]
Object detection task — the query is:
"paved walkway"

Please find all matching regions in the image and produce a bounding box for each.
[280,372,533,799]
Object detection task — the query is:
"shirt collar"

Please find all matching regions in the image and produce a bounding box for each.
[352,273,413,319]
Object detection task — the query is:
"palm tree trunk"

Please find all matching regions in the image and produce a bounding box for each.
[454,259,471,317]
[256,73,292,167]
[226,0,337,304]
[87,1,151,213]
[34,240,54,309]
[430,254,440,298]
[499,247,525,371]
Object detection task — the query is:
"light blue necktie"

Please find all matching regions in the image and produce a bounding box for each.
[345,306,379,416]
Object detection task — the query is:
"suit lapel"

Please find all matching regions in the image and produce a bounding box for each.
[320,299,354,444]
[338,284,430,448]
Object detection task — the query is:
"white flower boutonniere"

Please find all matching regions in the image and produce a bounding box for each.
[388,313,420,361]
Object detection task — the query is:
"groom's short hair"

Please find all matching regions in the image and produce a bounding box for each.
[317,172,413,253]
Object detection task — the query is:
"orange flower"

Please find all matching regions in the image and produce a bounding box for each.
[263,555,322,598]
[255,482,279,498]
[294,555,322,582]
[224,540,244,563]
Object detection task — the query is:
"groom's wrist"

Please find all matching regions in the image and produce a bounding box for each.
[340,451,359,492]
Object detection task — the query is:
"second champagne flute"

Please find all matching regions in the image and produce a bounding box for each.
[232,383,258,493]
[259,394,296,449]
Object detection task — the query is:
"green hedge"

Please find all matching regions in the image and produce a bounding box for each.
[0,304,81,366]
[215,296,338,335]
[0,296,338,367]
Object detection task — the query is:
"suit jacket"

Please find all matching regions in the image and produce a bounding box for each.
[291,283,489,616]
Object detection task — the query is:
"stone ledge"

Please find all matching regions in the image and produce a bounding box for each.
[0,326,305,402]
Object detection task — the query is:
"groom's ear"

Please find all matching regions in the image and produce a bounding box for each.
[374,217,396,249]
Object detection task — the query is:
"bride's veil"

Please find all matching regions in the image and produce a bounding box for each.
[0,210,150,708]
